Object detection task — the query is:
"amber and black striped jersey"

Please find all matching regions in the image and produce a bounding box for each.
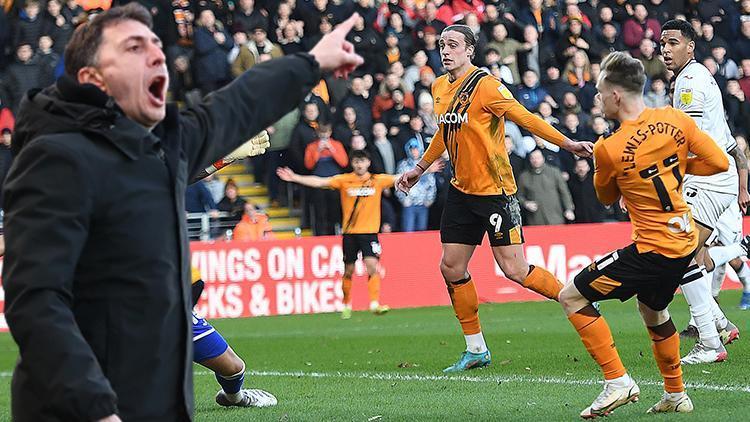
[422,66,569,196]
[328,172,397,234]
[594,107,729,258]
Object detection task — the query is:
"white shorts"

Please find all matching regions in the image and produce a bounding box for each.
[709,200,743,246]
[683,185,735,230]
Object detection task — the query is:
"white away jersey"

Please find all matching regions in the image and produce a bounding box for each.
[673,60,737,194]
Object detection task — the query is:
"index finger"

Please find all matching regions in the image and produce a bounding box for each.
[333,13,359,36]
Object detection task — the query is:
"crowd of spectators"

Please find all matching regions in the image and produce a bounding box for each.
[3,0,750,236]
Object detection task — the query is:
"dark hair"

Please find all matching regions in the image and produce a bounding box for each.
[442,24,477,58]
[64,3,153,77]
[661,19,697,42]
[317,123,333,133]
[350,149,371,161]
[600,52,646,94]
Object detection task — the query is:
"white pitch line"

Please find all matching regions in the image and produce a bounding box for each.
[1,369,745,393]
[194,370,750,394]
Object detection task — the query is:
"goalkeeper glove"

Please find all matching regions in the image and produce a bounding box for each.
[200,130,271,178]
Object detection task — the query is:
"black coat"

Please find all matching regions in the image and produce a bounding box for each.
[2,53,320,421]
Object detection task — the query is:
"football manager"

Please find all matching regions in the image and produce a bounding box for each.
[1,3,362,421]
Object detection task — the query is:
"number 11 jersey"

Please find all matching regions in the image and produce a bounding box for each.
[593,107,728,258]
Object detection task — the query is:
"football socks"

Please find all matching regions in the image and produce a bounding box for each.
[568,305,627,380]
[522,265,564,301]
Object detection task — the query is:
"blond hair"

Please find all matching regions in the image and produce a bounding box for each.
[599,52,646,94]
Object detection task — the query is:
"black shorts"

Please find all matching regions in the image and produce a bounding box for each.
[342,233,381,263]
[574,244,700,311]
[440,185,524,247]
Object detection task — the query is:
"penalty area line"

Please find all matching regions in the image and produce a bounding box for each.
[192,370,750,394]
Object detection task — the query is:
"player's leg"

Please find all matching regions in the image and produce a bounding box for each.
[358,234,388,314]
[679,258,728,364]
[439,186,491,372]
[711,263,727,301]
[341,262,355,319]
[441,242,491,372]
[193,314,277,408]
[637,302,693,414]
[492,243,563,300]
[340,235,358,319]
[681,189,734,358]
[729,257,750,309]
[482,193,563,300]
[560,248,639,418]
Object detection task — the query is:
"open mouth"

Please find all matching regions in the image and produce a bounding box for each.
[147,75,167,105]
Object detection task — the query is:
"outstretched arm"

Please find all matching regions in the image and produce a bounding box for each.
[276,167,332,188]
[729,147,750,212]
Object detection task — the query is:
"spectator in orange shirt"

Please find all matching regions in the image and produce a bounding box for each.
[233,203,273,241]
[304,123,348,235]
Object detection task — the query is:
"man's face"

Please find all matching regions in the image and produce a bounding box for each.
[565,114,579,129]
[317,128,331,141]
[48,0,61,16]
[574,159,590,177]
[600,7,612,22]
[595,78,619,120]
[524,25,538,43]
[439,30,473,72]
[652,78,665,92]
[634,4,647,21]
[592,117,608,134]
[660,29,693,71]
[199,10,215,27]
[83,20,168,129]
[485,51,499,65]
[253,28,267,43]
[39,35,53,51]
[712,46,726,62]
[413,50,427,67]
[529,150,544,169]
[1,132,11,146]
[351,135,366,150]
[303,103,319,121]
[385,73,400,90]
[569,20,582,35]
[486,5,498,20]
[492,24,507,42]
[743,21,750,37]
[17,44,32,62]
[742,59,750,77]
[343,107,356,123]
[373,123,386,138]
[702,23,714,38]
[351,77,364,95]
[351,157,370,175]
[410,116,423,131]
[640,39,654,57]
[234,31,248,45]
[523,71,537,87]
[547,66,560,80]
[703,57,718,74]
[26,3,39,18]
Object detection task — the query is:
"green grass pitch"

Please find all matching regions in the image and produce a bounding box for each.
[0,291,747,421]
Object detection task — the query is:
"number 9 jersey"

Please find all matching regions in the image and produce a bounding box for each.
[593,107,729,258]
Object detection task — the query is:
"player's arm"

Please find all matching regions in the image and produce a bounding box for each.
[481,79,594,157]
[276,166,333,188]
[592,142,621,205]
[684,118,730,176]
[2,141,118,420]
[728,146,750,211]
[674,78,706,127]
